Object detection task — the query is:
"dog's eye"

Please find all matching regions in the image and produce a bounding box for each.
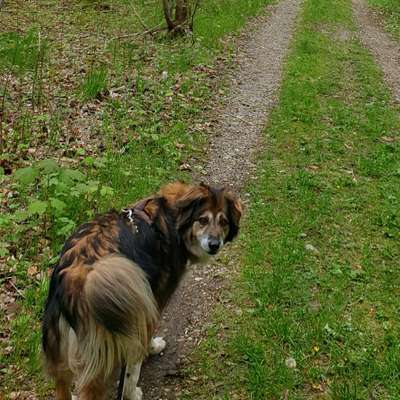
[198,216,209,226]
[220,217,228,227]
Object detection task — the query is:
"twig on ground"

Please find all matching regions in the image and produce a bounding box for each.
[8,279,25,299]
[116,23,165,39]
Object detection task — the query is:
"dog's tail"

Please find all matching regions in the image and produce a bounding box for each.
[70,255,158,389]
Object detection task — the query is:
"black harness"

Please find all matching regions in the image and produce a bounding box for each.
[116,363,127,400]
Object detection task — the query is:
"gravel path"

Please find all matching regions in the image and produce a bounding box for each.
[352,0,400,102]
[139,0,303,398]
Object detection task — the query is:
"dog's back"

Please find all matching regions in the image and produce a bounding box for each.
[42,212,158,398]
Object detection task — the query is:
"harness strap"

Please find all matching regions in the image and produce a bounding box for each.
[122,197,154,226]
[132,198,154,225]
[117,362,127,400]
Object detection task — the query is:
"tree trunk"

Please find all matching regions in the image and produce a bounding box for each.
[175,0,189,26]
[162,0,175,31]
[162,0,193,34]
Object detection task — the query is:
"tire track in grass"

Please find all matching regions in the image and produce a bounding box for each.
[139,0,303,398]
[352,0,400,102]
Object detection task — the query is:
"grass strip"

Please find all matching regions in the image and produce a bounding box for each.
[186,0,400,398]
[367,0,400,40]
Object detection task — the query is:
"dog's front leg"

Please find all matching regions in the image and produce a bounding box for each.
[123,362,143,400]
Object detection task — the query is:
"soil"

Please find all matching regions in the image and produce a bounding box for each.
[352,0,400,102]
[138,0,303,398]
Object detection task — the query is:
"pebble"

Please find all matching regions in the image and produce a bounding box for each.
[285,357,297,369]
[305,244,319,254]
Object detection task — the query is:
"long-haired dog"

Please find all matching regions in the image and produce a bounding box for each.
[42,182,242,400]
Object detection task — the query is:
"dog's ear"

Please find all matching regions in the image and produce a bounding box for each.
[174,184,208,231]
[175,183,208,208]
[225,191,243,242]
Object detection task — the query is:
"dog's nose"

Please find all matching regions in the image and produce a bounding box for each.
[208,238,221,254]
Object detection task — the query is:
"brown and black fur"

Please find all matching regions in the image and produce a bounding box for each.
[42,182,242,399]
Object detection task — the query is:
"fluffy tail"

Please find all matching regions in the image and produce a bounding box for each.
[70,255,158,389]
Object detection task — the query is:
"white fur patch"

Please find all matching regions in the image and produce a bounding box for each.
[124,363,142,400]
[124,385,142,400]
[200,235,210,252]
[149,336,167,355]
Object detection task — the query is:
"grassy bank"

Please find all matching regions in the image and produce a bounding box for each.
[0,0,276,396]
[368,0,400,40]
[185,0,400,398]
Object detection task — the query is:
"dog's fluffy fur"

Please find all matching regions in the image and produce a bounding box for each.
[42,182,242,399]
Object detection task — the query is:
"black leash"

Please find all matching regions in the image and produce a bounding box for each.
[116,362,126,400]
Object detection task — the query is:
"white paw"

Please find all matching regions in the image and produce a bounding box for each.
[72,396,78,400]
[124,385,143,400]
[149,336,166,355]
[134,387,143,400]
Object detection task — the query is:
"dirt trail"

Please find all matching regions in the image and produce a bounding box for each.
[139,0,303,398]
[352,0,400,102]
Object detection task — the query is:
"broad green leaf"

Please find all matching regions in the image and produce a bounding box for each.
[13,210,29,222]
[0,166,4,177]
[56,217,76,236]
[14,166,38,185]
[87,180,99,193]
[0,215,12,226]
[83,156,95,166]
[28,200,48,216]
[100,186,114,197]
[50,197,66,212]
[74,183,90,194]
[60,168,85,183]
[37,159,59,173]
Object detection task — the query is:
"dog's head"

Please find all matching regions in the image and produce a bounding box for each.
[159,182,242,262]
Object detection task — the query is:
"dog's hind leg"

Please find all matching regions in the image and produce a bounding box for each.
[79,377,107,400]
[123,362,143,400]
[149,336,166,355]
[54,371,73,400]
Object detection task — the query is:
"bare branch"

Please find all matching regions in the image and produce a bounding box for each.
[115,23,164,40]
[190,0,200,30]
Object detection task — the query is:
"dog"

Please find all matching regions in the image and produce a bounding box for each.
[42,181,242,400]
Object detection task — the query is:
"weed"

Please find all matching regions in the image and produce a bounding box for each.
[80,67,108,101]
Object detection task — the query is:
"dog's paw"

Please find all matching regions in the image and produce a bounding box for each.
[124,386,142,400]
[149,336,166,355]
[134,387,143,400]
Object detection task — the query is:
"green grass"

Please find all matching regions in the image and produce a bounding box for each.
[80,67,108,100]
[368,0,400,40]
[185,0,400,398]
[0,0,276,397]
